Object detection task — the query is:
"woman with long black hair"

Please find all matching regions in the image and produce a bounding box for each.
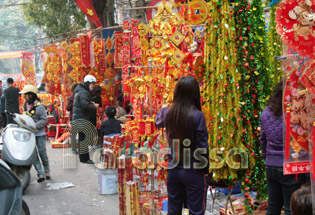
[155,76,209,215]
[20,85,49,183]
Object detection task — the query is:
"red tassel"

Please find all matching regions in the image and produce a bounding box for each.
[285,106,291,160]
[312,119,315,180]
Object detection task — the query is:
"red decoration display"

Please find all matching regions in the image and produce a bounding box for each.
[276,0,315,58]
[283,71,309,152]
[115,31,124,68]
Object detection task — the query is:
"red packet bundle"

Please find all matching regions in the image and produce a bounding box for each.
[101,149,116,169]
[118,156,134,215]
[126,181,140,215]
[111,135,125,158]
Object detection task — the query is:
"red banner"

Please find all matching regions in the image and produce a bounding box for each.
[115,31,123,68]
[284,161,311,175]
[75,0,102,27]
[79,34,91,66]
[21,53,36,86]
[131,19,142,66]
[123,20,131,65]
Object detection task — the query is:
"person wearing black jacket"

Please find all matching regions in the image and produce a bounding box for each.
[72,75,99,164]
[66,83,78,121]
[89,85,102,126]
[100,106,123,137]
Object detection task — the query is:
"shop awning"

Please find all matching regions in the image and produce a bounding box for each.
[0,51,24,59]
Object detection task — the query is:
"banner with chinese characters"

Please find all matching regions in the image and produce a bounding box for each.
[21,52,36,86]
[115,31,123,68]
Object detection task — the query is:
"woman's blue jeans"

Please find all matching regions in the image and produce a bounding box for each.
[266,166,305,215]
[34,135,50,177]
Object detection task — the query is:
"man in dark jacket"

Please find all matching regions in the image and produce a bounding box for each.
[4,78,20,124]
[66,83,78,121]
[100,106,123,137]
[72,75,99,164]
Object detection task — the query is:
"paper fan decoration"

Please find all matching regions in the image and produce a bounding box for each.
[283,71,310,151]
[276,0,315,58]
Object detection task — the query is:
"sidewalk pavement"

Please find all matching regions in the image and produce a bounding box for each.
[23,139,119,215]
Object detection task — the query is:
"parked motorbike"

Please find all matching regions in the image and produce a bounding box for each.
[0,159,30,215]
[1,112,37,191]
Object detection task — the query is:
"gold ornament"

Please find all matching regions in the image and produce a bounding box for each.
[140,38,149,51]
[160,22,174,35]
[170,31,185,46]
[170,13,184,27]
[138,23,149,37]
[149,18,163,35]
[105,37,113,51]
[150,38,165,52]
[172,49,185,64]
[188,0,209,25]
[156,0,174,18]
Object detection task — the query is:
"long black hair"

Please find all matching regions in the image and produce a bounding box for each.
[165,76,201,141]
[267,80,284,117]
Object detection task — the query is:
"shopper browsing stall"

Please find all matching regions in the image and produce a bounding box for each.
[100,106,123,136]
[66,83,78,122]
[260,80,305,215]
[89,85,102,126]
[20,85,50,183]
[155,76,209,215]
[72,75,99,164]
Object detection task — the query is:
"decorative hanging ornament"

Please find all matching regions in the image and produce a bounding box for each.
[172,49,185,64]
[150,38,165,52]
[69,69,80,81]
[194,56,205,81]
[140,38,150,51]
[300,60,315,94]
[105,37,113,51]
[60,42,68,50]
[170,13,184,27]
[149,17,163,35]
[170,31,185,46]
[106,52,114,66]
[276,0,315,58]
[138,23,149,37]
[283,71,311,152]
[187,0,209,25]
[68,42,80,56]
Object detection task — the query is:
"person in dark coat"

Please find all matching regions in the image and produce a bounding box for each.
[100,106,123,136]
[89,85,102,126]
[0,94,6,127]
[4,78,20,124]
[260,80,306,215]
[47,103,59,124]
[72,75,99,164]
[155,76,209,215]
[66,83,78,122]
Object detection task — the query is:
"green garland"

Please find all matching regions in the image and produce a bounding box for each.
[204,0,245,183]
[204,0,281,213]
[267,4,283,89]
